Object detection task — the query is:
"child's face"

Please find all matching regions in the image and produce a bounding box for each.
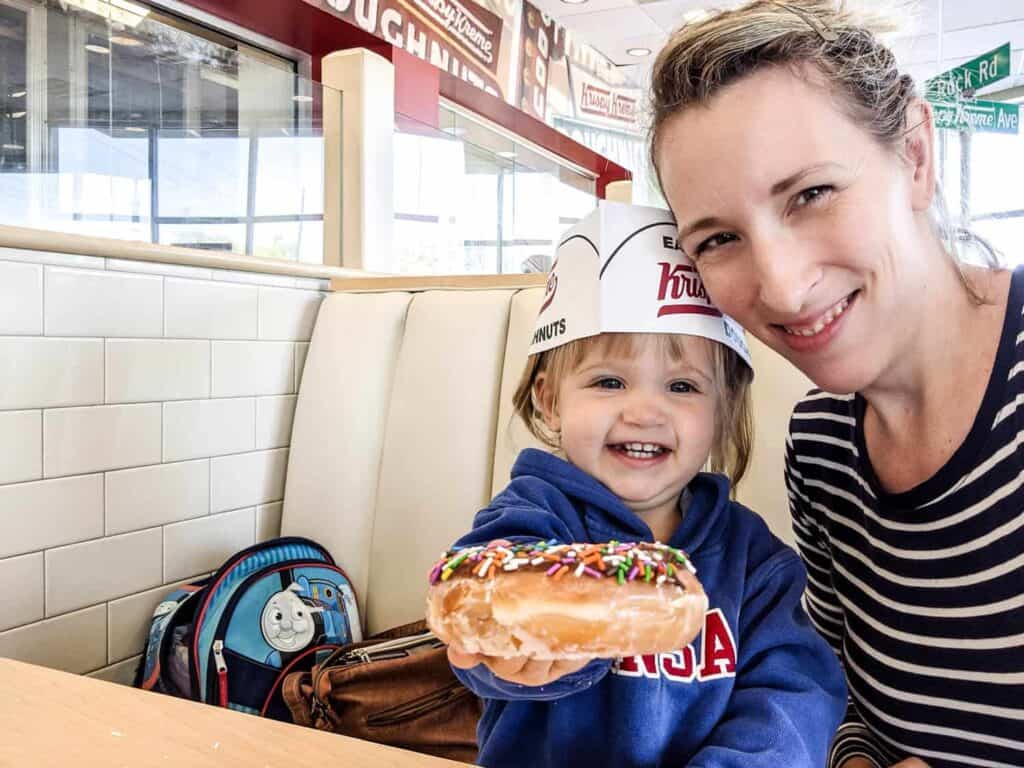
[537,335,718,526]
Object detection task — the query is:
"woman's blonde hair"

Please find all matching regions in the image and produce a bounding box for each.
[511,333,754,488]
[648,0,1000,300]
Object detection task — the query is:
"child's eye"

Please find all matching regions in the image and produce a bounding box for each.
[594,377,624,390]
[669,381,697,394]
[794,185,834,208]
[694,232,738,257]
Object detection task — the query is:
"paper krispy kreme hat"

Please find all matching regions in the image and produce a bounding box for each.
[529,200,753,369]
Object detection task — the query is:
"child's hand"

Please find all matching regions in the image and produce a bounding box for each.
[448,645,592,687]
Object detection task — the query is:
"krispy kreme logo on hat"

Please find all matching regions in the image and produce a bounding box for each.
[656,262,720,318]
[528,201,752,369]
[540,261,558,314]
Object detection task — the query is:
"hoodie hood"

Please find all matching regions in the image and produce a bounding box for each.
[510,448,729,556]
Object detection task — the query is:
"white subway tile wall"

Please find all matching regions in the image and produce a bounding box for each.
[209,448,288,513]
[0,410,42,485]
[105,339,211,404]
[0,262,42,335]
[256,502,284,544]
[0,338,104,410]
[163,506,256,583]
[88,655,144,686]
[164,278,258,340]
[211,341,294,398]
[45,268,164,337]
[0,247,327,679]
[0,553,44,632]
[255,396,297,450]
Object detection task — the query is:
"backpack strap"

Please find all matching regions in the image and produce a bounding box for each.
[137,582,205,692]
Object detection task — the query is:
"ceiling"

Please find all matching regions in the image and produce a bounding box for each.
[526,0,1024,92]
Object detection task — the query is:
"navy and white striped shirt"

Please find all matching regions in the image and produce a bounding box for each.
[785,267,1024,768]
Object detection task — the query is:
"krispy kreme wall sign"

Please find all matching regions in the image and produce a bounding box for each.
[571,66,641,130]
[580,82,637,123]
[404,0,499,68]
[313,0,505,97]
[307,0,642,132]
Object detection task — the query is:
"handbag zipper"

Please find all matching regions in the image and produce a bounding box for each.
[365,681,470,727]
[310,632,444,720]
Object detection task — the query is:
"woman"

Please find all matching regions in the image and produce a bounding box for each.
[648,2,1021,768]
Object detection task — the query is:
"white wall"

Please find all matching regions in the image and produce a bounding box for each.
[0,246,327,684]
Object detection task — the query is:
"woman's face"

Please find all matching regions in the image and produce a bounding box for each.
[656,66,935,394]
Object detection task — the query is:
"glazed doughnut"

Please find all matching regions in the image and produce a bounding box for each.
[425,541,707,660]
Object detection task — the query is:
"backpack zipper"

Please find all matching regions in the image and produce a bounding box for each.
[212,640,228,707]
[190,538,351,698]
[202,560,357,705]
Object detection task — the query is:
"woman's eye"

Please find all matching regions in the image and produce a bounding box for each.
[669,381,696,394]
[594,377,624,390]
[795,185,834,208]
[694,232,738,256]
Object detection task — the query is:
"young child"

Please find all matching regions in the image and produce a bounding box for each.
[445,203,846,767]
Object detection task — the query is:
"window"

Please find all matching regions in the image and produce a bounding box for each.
[888,7,1024,265]
[0,0,330,262]
[390,103,597,275]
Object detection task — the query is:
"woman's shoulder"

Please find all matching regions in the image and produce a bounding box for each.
[789,388,856,418]
[786,388,858,444]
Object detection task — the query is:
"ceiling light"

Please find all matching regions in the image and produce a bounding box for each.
[85,44,110,54]
[10,111,26,118]
[2,144,24,150]
[497,150,516,158]
[10,90,25,98]
[124,126,146,132]
[626,47,651,57]
[292,94,313,103]
[682,9,708,23]
[110,34,143,46]
[560,0,588,5]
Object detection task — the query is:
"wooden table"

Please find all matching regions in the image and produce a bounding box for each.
[0,658,469,767]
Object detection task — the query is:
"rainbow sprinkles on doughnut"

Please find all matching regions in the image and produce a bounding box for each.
[426,540,708,660]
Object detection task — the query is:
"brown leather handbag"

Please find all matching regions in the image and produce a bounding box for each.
[281,620,482,764]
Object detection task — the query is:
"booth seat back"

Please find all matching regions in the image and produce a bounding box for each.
[281,280,546,636]
[281,277,811,637]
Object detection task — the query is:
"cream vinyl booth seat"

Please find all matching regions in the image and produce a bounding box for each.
[281,275,810,637]
[281,275,550,636]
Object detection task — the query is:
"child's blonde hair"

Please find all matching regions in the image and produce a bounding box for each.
[512,333,754,488]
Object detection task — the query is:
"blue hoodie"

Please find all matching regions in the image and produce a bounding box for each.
[452,449,846,768]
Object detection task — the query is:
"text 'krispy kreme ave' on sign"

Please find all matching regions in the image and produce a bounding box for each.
[314,0,505,97]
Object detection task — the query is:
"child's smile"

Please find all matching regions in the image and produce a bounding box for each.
[537,334,718,533]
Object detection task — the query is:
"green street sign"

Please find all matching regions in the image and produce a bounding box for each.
[932,99,1020,135]
[925,43,1011,100]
